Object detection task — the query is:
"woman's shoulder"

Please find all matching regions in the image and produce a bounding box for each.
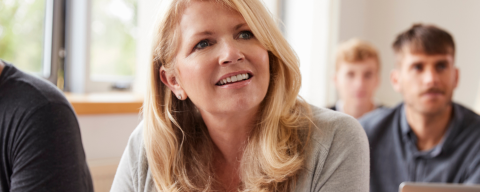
[129,121,145,146]
[111,121,157,192]
[124,121,149,168]
[307,105,366,150]
[122,121,146,158]
[294,105,370,191]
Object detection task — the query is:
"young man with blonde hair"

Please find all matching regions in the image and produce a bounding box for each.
[360,24,480,192]
[331,38,381,118]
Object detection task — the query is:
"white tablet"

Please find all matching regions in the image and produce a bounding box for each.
[399,182,480,192]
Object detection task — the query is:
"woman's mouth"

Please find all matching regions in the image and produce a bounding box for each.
[216,73,252,86]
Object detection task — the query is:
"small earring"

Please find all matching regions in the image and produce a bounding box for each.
[177,94,182,100]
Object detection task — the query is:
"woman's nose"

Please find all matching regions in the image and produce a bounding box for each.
[219,40,245,65]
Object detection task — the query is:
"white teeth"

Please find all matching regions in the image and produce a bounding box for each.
[218,73,250,85]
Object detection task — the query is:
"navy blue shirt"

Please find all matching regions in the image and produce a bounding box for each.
[360,103,480,192]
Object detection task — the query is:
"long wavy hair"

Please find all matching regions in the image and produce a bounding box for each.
[143,0,313,191]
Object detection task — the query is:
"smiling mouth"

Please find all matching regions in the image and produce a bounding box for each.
[216,73,252,86]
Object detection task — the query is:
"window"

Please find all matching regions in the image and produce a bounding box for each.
[0,0,46,75]
[65,0,140,93]
[90,0,137,81]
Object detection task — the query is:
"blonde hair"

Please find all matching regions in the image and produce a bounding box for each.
[143,0,312,191]
[335,38,381,71]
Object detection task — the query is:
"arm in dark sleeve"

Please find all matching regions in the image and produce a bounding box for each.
[9,103,93,192]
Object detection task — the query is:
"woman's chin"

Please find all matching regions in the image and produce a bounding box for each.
[201,102,260,116]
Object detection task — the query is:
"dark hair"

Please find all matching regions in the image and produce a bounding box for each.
[393,24,455,56]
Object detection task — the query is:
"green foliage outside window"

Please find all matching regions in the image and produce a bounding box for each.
[0,0,45,74]
[91,0,137,78]
[0,0,137,78]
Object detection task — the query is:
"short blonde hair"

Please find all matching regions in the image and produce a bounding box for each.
[143,0,312,191]
[335,38,380,71]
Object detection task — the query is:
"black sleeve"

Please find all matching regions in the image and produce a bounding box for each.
[9,103,93,192]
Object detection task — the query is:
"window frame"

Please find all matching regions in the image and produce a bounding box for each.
[44,0,66,87]
[64,0,138,93]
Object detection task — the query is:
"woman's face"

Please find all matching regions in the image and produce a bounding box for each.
[171,1,270,115]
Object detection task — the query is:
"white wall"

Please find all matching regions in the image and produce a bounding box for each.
[338,0,480,108]
[78,114,141,161]
[283,0,337,107]
[77,113,141,192]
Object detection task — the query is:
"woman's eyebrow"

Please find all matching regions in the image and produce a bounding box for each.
[189,23,247,39]
[191,31,214,38]
[234,23,247,30]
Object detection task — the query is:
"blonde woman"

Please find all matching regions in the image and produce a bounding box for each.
[111,0,369,191]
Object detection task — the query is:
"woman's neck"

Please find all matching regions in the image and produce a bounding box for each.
[200,106,259,191]
[200,106,258,163]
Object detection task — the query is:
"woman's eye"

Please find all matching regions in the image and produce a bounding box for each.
[238,31,254,39]
[195,40,210,50]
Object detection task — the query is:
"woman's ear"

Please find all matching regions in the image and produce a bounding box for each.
[159,66,187,100]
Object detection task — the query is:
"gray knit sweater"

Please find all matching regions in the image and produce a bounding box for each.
[111,106,370,192]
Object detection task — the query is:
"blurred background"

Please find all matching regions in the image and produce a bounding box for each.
[1,0,480,191]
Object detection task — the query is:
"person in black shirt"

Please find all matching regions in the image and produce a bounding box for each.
[360,24,480,192]
[0,60,93,191]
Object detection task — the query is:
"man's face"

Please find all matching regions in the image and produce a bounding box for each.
[391,49,458,115]
[335,58,380,105]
